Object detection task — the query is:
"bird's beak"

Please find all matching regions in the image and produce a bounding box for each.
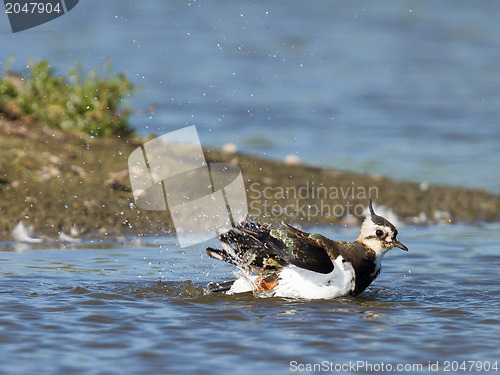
[393,239,409,251]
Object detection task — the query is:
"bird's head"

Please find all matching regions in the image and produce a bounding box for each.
[356,199,408,257]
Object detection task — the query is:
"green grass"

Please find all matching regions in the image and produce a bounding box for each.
[0,58,135,137]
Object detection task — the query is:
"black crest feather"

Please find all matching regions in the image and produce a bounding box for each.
[368,199,398,233]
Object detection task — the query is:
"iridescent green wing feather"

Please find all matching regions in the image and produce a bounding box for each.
[268,224,337,274]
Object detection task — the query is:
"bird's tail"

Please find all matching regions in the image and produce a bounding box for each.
[205,222,284,273]
[205,222,288,294]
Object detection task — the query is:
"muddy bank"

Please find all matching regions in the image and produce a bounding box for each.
[1,121,500,241]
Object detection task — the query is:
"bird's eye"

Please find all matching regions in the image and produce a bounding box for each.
[376,229,384,238]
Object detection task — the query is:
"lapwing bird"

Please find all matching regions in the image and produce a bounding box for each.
[206,200,408,299]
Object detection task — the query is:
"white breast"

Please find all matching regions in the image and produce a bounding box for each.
[227,256,356,299]
[271,256,355,299]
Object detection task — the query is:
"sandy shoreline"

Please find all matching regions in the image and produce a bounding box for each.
[1,120,500,241]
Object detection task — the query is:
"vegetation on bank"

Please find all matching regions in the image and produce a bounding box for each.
[1,58,500,241]
[0,58,134,137]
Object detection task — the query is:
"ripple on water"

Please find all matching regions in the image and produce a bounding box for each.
[1,223,500,373]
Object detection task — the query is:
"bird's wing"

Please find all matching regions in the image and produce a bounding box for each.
[268,224,341,274]
[207,222,344,275]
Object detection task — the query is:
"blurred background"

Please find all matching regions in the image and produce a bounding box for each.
[2,0,499,191]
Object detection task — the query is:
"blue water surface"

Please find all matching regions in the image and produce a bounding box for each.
[1,0,499,191]
[1,224,500,374]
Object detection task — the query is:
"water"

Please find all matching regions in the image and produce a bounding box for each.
[2,2,500,373]
[1,224,499,374]
[1,0,499,192]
